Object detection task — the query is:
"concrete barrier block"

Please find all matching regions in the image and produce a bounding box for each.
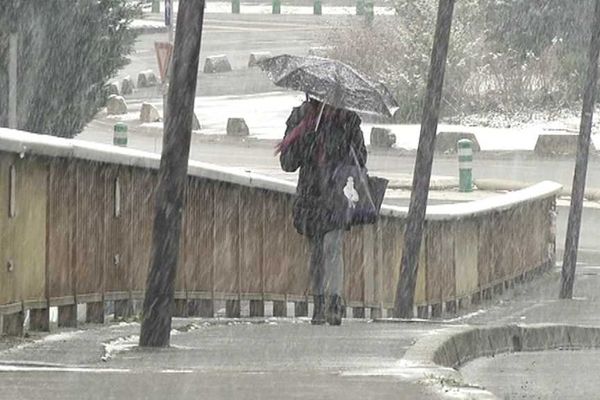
[121,76,135,95]
[248,51,272,67]
[137,70,158,88]
[370,127,396,148]
[534,134,595,156]
[227,118,249,136]
[204,55,232,73]
[140,102,161,123]
[106,82,120,96]
[106,95,128,115]
[436,131,480,153]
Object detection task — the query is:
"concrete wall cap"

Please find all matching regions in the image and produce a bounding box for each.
[0,129,560,220]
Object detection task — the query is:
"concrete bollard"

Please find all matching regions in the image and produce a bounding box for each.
[314,0,322,15]
[232,0,240,13]
[356,0,365,15]
[273,0,281,14]
[114,122,128,147]
[248,51,272,67]
[458,139,473,192]
[204,55,233,73]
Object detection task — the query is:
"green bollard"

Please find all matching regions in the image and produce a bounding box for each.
[273,0,281,14]
[365,0,374,23]
[114,122,128,147]
[356,0,365,15]
[232,0,240,14]
[314,0,322,15]
[151,0,160,13]
[458,139,473,192]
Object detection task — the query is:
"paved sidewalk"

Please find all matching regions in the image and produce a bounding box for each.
[458,265,600,399]
[1,266,599,399]
[0,319,445,400]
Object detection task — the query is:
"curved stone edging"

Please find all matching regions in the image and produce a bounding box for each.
[402,324,600,399]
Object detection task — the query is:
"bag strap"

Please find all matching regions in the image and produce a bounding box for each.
[349,145,376,208]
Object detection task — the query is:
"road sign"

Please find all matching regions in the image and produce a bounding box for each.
[165,0,172,26]
[155,41,173,82]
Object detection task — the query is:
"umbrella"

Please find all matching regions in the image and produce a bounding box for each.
[258,54,399,117]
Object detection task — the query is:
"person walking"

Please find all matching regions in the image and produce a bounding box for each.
[277,97,367,326]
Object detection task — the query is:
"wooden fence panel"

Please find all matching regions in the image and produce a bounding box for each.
[74,161,107,299]
[0,156,47,306]
[47,159,76,302]
[129,168,156,293]
[15,158,48,304]
[263,191,288,297]
[104,166,132,297]
[425,222,455,303]
[0,153,15,306]
[344,226,364,306]
[239,187,263,297]
[491,210,515,284]
[184,178,214,295]
[284,196,311,298]
[380,217,403,306]
[362,224,376,307]
[454,218,479,298]
[478,216,495,289]
[213,182,240,297]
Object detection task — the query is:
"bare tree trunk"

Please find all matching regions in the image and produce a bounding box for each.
[140,0,205,347]
[560,0,600,299]
[393,0,455,318]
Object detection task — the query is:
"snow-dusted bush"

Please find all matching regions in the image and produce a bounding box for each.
[325,0,594,122]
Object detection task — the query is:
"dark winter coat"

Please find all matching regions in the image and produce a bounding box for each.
[280,102,367,237]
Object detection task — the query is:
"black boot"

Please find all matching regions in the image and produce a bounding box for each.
[326,295,343,326]
[311,295,326,325]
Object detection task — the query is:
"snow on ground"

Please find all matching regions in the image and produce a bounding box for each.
[107,91,596,151]
[187,91,595,150]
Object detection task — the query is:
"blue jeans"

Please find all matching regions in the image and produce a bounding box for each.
[309,230,344,296]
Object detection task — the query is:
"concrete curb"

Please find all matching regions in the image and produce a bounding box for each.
[402,323,600,399]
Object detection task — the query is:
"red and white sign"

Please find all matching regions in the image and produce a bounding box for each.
[154,41,174,82]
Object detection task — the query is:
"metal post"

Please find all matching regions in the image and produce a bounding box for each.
[314,0,322,15]
[140,0,206,348]
[232,0,240,13]
[394,0,455,318]
[273,0,281,14]
[560,0,600,299]
[458,139,473,192]
[365,1,374,23]
[356,0,365,15]
[8,33,18,129]
[113,122,128,147]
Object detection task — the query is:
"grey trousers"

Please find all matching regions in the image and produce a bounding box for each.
[309,229,344,296]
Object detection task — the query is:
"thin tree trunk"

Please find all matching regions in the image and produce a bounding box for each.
[140,0,205,347]
[560,0,600,299]
[394,0,455,318]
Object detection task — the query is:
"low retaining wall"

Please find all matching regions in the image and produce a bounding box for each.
[0,128,561,331]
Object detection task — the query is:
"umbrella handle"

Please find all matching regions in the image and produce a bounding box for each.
[315,100,326,132]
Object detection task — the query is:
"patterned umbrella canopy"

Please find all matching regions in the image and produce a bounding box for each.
[258,54,398,117]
